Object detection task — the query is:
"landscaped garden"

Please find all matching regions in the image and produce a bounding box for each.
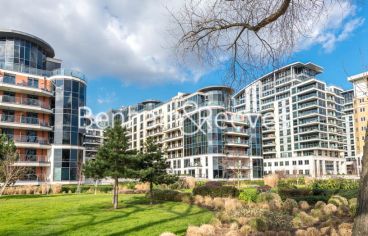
[0,194,213,236]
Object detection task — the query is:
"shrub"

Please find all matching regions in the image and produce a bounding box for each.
[239,188,258,202]
[348,198,357,216]
[292,212,318,228]
[205,181,223,188]
[264,174,279,188]
[213,197,225,210]
[61,185,77,193]
[135,182,149,191]
[298,201,310,210]
[256,192,282,203]
[263,211,293,231]
[249,217,268,232]
[282,198,298,214]
[150,189,191,202]
[193,195,204,205]
[289,195,329,204]
[193,185,239,198]
[51,184,62,194]
[278,188,312,200]
[257,185,271,193]
[278,177,305,189]
[160,232,176,236]
[97,185,113,193]
[312,179,359,191]
[328,195,348,207]
[322,203,338,215]
[183,177,196,189]
[224,198,243,212]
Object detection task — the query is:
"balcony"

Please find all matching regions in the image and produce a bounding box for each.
[0,114,52,131]
[12,135,50,148]
[0,95,52,113]
[13,155,50,167]
[224,127,248,137]
[0,76,53,96]
[0,62,86,81]
[224,140,248,147]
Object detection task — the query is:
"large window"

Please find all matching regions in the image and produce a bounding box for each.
[53,148,83,181]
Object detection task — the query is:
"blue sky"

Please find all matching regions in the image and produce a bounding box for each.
[85,3,368,114]
[1,0,366,114]
[88,5,368,113]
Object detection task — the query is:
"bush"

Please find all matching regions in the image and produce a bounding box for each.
[282,198,298,214]
[150,189,191,202]
[239,188,258,202]
[278,177,305,189]
[257,185,271,193]
[256,192,282,203]
[205,181,223,187]
[312,179,359,191]
[349,198,357,216]
[278,188,312,200]
[328,195,348,207]
[263,211,293,231]
[193,185,239,198]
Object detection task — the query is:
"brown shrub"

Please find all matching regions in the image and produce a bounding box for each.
[229,222,239,230]
[25,186,35,195]
[225,230,242,236]
[277,231,292,236]
[183,177,196,189]
[41,184,49,194]
[263,174,279,188]
[203,196,213,208]
[236,216,249,226]
[322,204,337,216]
[199,224,216,236]
[338,223,352,236]
[306,227,320,236]
[314,201,326,210]
[292,212,318,228]
[283,198,298,214]
[319,226,331,235]
[160,232,176,236]
[269,199,282,211]
[186,226,201,236]
[328,195,348,208]
[135,182,150,191]
[299,201,310,211]
[210,218,222,227]
[224,198,242,212]
[51,184,62,194]
[213,197,224,210]
[239,225,252,235]
[295,229,307,236]
[194,195,204,206]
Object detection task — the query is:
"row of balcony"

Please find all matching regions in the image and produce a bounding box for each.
[0,114,50,127]
[0,95,51,110]
[0,76,52,94]
[7,135,50,145]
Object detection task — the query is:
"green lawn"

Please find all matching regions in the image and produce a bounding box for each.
[0,194,213,236]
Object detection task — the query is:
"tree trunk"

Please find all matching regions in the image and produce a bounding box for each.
[0,179,10,197]
[353,136,368,235]
[113,178,119,209]
[149,182,153,205]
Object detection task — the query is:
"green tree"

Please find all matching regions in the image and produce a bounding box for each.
[138,137,178,204]
[0,134,26,196]
[84,122,136,209]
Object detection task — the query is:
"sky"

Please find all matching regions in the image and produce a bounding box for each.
[0,0,367,114]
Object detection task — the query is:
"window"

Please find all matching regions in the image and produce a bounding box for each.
[27,77,39,88]
[299,170,304,175]
[304,160,309,165]
[285,161,289,166]
[292,161,296,165]
[298,160,303,165]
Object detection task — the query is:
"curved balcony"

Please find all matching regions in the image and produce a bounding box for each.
[0,76,53,97]
[224,140,249,148]
[224,127,249,137]
[0,114,52,131]
[12,135,51,148]
[13,155,50,167]
[0,95,52,113]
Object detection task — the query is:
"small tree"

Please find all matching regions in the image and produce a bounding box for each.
[138,137,178,204]
[0,134,26,196]
[84,122,136,209]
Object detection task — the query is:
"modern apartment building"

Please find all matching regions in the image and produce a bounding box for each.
[348,72,368,173]
[83,123,104,161]
[0,29,86,184]
[341,89,359,175]
[109,86,263,180]
[234,62,346,177]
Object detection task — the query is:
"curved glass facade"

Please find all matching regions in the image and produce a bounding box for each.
[0,37,47,70]
[53,78,86,145]
[52,77,86,181]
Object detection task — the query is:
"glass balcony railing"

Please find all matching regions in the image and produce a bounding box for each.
[0,76,53,93]
[0,62,86,81]
[11,135,50,145]
[18,155,49,163]
[0,114,50,127]
[0,95,51,109]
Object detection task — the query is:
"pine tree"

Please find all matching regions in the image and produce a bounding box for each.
[138,137,178,204]
[84,122,136,209]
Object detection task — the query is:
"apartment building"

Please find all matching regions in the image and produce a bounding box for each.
[341,89,359,175]
[109,86,263,180]
[234,62,346,177]
[348,72,368,173]
[83,124,104,161]
[0,29,86,184]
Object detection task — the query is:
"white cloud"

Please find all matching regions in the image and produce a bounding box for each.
[0,0,364,84]
[296,2,364,52]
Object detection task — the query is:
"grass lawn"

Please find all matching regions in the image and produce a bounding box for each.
[0,194,213,236]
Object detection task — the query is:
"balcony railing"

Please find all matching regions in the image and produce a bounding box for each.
[0,62,86,81]
[225,140,248,145]
[11,135,50,145]
[0,76,53,93]
[18,155,49,163]
[0,114,50,127]
[0,95,51,109]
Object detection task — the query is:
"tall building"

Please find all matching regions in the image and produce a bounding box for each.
[348,72,368,174]
[234,62,346,177]
[341,89,359,175]
[110,86,263,180]
[0,29,86,184]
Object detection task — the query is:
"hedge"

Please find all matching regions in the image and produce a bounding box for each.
[239,188,258,202]
[193,185,239,198]
[61,184,113,193]
[149,189,191,202]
